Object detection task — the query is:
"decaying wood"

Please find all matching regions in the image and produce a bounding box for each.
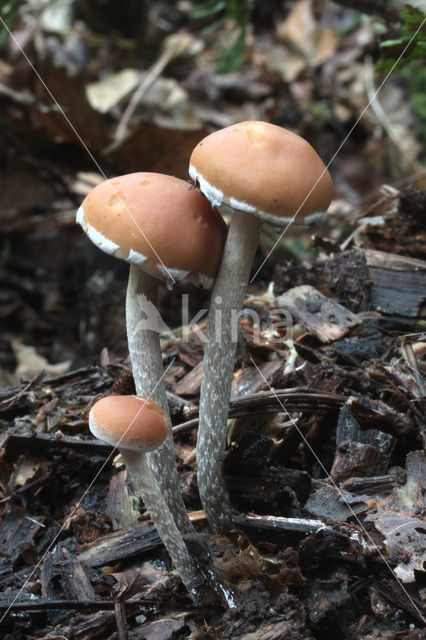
[273,250,371,313]
[336,397,396,449]
[114,599,129,640]
[365,249,426,317]
[174,388,345,434]
[233,513,364,546]
[174,361,204,396]
[60,557,96,601]
[330,440,390,483]
[76,522,162,567]
[2,431,111,458]
[227,467,311,517]
[342,469,406,495]
[348,396,417,438]
[375,579,426,627]
[0,511,42,567]
[231,362,284,398]
[276,285,360,343]
[0,596,183,612]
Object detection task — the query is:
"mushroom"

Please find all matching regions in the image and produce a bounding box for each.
[89,395,199,597]
[189,121,334,532]
[77,172,227,534]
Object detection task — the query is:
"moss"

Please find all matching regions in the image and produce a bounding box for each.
[402,61,426,160]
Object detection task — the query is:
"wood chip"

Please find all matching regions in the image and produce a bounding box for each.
[276,285,360,342]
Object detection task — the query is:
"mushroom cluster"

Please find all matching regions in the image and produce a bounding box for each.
[78,173,226,536]
[77,121,334,598]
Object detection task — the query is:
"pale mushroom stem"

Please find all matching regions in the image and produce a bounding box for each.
[122,449,199,597]
[197,210,262,533]
[126,265,194,535]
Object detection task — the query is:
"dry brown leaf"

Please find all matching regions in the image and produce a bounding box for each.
[107,122,209,180]
[112,562,171,600]
[369,508,426,583]
[273,0,338,81]
[86,69,140,113]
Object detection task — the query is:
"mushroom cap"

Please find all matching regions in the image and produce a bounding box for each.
[77,172,227,287]
[189,121,334,225]
[89,395,168,453]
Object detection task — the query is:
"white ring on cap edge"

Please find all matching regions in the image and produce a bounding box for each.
[128,249,148,265]
[189,166,327,227]
[85,221,121,255]
[157,264,191,282]
[77,207,150,265]
[78,205,216,288]
[76,205,84,226]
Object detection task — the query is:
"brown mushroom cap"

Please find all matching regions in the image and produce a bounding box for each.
[89,395,168,452]
[189,121,334,224]
[77,173,227,287]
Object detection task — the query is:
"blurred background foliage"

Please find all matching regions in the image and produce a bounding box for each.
[0,0,425,375]
[377,5,426,154]
[191,0,255,72]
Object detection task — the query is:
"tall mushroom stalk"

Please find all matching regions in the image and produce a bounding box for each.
[189,121,334,532]
[77,172,227,535]
[195,211,261,531]
[126,266,186,525]
[89,395,200,597]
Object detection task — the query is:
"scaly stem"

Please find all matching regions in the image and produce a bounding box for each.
[197,211,262,532]
[122,450,199,598]
[126,265,193,535]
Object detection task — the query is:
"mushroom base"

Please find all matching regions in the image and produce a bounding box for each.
[122,449,199,598]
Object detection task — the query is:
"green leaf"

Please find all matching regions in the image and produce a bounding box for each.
[191,0,227,20]
[376,5,426,72]
[191,0,255,73]
[0,0,21,46]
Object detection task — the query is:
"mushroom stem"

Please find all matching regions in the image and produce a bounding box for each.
[121,449,199,597]
[197,210,262,532]
[126,265,194,535]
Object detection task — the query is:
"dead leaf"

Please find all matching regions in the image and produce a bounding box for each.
[369,509,426,583]
[12,339,71,379]
[135,616,186,640]
[112,562,171,600]
[86,69,140,113]
[9,456,46,490]
[107,122,209,180]
[214,544,303,592]
[0,157,57,221]
[273,0,338,81]
[366,451,426,583]
[31,60,107,150]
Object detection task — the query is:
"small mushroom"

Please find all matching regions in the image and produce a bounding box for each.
[89,395,199,597]
[77,172,227,534]
[189,121,334,532]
